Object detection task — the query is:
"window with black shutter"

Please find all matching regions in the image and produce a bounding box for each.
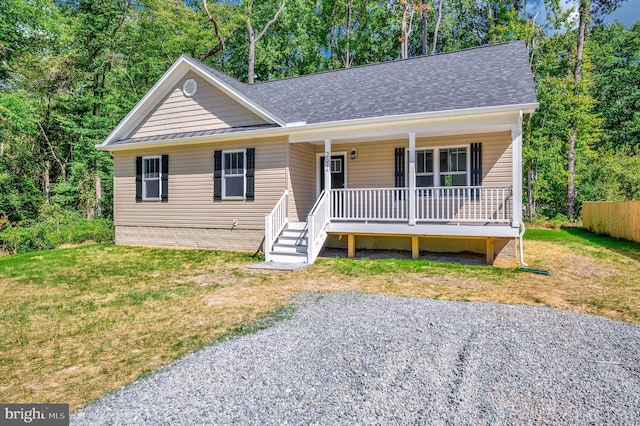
[395,147,405,188]
[245,148,255,201]
[214,148,254,201]
[137,155,165,201]
[214,150,222,201]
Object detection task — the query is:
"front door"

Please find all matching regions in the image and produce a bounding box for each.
[320,155,346,192]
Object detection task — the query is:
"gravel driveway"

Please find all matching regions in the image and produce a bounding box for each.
[72,293,640,425]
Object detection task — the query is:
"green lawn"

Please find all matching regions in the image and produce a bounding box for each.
[1,228,638,410]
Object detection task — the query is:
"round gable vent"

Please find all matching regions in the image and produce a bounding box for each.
[183,78,197,97]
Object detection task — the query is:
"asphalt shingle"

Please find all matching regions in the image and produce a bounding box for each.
[110,41,536,145]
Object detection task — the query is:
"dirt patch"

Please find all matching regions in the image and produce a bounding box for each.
[320,248,486,265]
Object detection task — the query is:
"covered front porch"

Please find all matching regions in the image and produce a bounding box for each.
[266,109,525,265]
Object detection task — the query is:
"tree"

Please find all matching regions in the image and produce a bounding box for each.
[397,0,426,59]
[430,0,444,54]
[246,0,286,84]
[201,0,244,62]
[566,0,627,219]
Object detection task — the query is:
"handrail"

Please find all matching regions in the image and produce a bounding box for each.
[264,190,288,261]
[328,186,512,224]
[330,188,409,221]
[307,190,330,263]
[415,185,512,223]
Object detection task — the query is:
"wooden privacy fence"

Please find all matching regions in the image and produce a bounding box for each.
[583,201,640,244]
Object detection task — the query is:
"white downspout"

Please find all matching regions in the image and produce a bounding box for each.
[518,222,528,267]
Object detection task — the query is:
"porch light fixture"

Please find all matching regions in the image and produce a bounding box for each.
[350,148,358,160]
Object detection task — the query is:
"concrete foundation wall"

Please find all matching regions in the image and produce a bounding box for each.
[116,226,264,252]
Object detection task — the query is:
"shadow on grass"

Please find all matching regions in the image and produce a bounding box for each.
[527,227,640,263]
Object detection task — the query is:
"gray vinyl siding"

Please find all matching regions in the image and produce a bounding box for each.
[113,137,287,230]
[129,71,268,139]
[287,143,316,221]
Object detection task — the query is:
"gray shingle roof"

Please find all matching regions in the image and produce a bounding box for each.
[248,41,536,124]
[110,41,536,146]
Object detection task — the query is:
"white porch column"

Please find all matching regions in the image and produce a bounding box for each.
[324,139,332,194]
[511,111,523,228]
[408,132,416,226]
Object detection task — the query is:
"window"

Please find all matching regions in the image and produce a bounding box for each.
[414,147,469,188]
[416,150,434,187]
[330,158,342,173]
[143,156,161,200]
[223,150,245,199]
[439,148,467,186]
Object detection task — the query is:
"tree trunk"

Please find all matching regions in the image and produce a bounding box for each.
[431,0,444,54]
[421,0,427,56]
[401,5,408,59]
[247,21,256,84]
[96,175,102,218]
[567,0,590,220]
[246,0,285,84]
[345,0,352,68]
[44,160,51,204]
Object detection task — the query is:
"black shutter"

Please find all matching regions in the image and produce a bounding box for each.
[161,154,169,202]
[471,143,482,199]
[395,148,405,188]
[470,143,482,186]
[213,150,222,201]
[245,147,255,201]
[135,156,142,202]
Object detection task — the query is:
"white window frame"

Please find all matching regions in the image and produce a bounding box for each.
[142,155,162,201]
[438,146,469,187]
[416,149,435,188]
[222,149,246,200]
[414,145,470,188]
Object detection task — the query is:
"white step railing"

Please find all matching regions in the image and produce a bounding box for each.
[330,188,410,221]
[307,190,330,263]
[415,186,512,223]
[265,190,288,261]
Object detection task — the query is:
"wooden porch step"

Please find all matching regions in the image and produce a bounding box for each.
[281,229,308,239]
[272,243,308,254]
[276,235,309,246]
[268,251,308,264]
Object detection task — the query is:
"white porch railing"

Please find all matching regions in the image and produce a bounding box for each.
[307,190,331,263]
[330,188,410,221]
[415,186,512,223]
[327,186,512,224]
[265,190,288,261]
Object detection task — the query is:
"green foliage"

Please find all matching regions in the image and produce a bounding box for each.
[590,22,640,153]
[0,0,637,238]
[0,211,114,254]
[0,173,43,223]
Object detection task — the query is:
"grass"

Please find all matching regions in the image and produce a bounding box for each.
[1,227,639,411]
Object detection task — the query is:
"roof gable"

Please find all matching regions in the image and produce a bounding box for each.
[100,56,285,147]
[129,71,269,139]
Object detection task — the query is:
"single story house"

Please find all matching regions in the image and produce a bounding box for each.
[97,40,538,265]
